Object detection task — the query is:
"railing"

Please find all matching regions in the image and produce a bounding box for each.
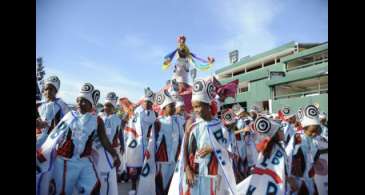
[274,88,328,100]
[286,58,328,71]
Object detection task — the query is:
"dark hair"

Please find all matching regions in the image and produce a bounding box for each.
[262,131,281,159]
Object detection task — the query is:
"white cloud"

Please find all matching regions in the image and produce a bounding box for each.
[118,34,167,62]
[203,0,285,67]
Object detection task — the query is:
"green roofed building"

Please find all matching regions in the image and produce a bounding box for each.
[215,41,328,117]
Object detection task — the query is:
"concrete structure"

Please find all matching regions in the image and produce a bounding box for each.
[215,41,328,116]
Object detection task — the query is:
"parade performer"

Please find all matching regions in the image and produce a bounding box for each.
[36,75,70,149]
[235,104,259,178]
[124,87,157,194]
[319,112,328,141]
[279,106,297,146]
[237,116,290,194]
[36,83,121,195]
[152,90,185,195]
[285,105,322,195]
[162,35,215,92]
[181,77,237,195]
[35,75,70,195]
[95,92,122,195]
[117,97,135,183]
[221,109,242,182]
[232,103,252,181]
[313,124,328,195]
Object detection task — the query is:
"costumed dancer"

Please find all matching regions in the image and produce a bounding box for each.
[162,35,215,93]
[35,75,70,195]
[95,92,122,195]
[313,112,328,195]
[36,83,121,195]
[36,75,70,149]
[221,109,242,183]
[237,116,292,194]
[279,106,297,147]
[232,103,251,181]
[124,87,157,195]
[153,90,185,195]
[181,77,237,195]
[319,112,328,141]
[175,97,188,121]
[236,104,260,178]
[285,105,322,195]
[117,97,135,183]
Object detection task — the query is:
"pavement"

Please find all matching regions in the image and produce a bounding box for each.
[117,181,133,195]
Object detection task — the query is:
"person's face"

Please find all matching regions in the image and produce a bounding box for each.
[304,125,321,137]
[288,116,296,124]
[320,118,327,124]
[192,101,211,120]
[176,105,185,115]
[250,112,257,119]
[240,112,248,118]
[276,128,285,141]
[103,103,114,115]
[44,84,57,101]
[76,97,92,114]
[178,37,185,45]
[143,100,153,110]
[219,95,227,102]
[164,103,176,116]
[227,123,236,130]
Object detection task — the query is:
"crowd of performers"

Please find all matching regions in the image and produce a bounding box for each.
[36,36,327,195]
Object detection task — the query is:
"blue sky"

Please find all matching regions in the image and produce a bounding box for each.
[36,0,328,104]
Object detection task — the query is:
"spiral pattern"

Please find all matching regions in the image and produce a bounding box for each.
[206,81,215,99]
[223,111,234,123]
[92,90,100,105]
[155,93,165,105]
[305,105,319,118]
[193,80,205,93]
[255,117,271,134]
[282,107,290,115]
[81,83,94,93]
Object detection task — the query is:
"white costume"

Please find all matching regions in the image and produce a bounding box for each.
[286,105,321,195]
[36,76,70,149]
[281,106,296,146]
[170,77,237,195]
[237,117,288,194]
[95,92,121,195]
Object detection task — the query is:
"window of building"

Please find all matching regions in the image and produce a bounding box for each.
[286,51,328,71]
[233,69,246,76]
[238,81,249,94]
[246,64,262,72]
[273,75,328,100]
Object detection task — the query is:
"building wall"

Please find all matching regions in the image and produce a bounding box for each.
[218,42,328,117]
